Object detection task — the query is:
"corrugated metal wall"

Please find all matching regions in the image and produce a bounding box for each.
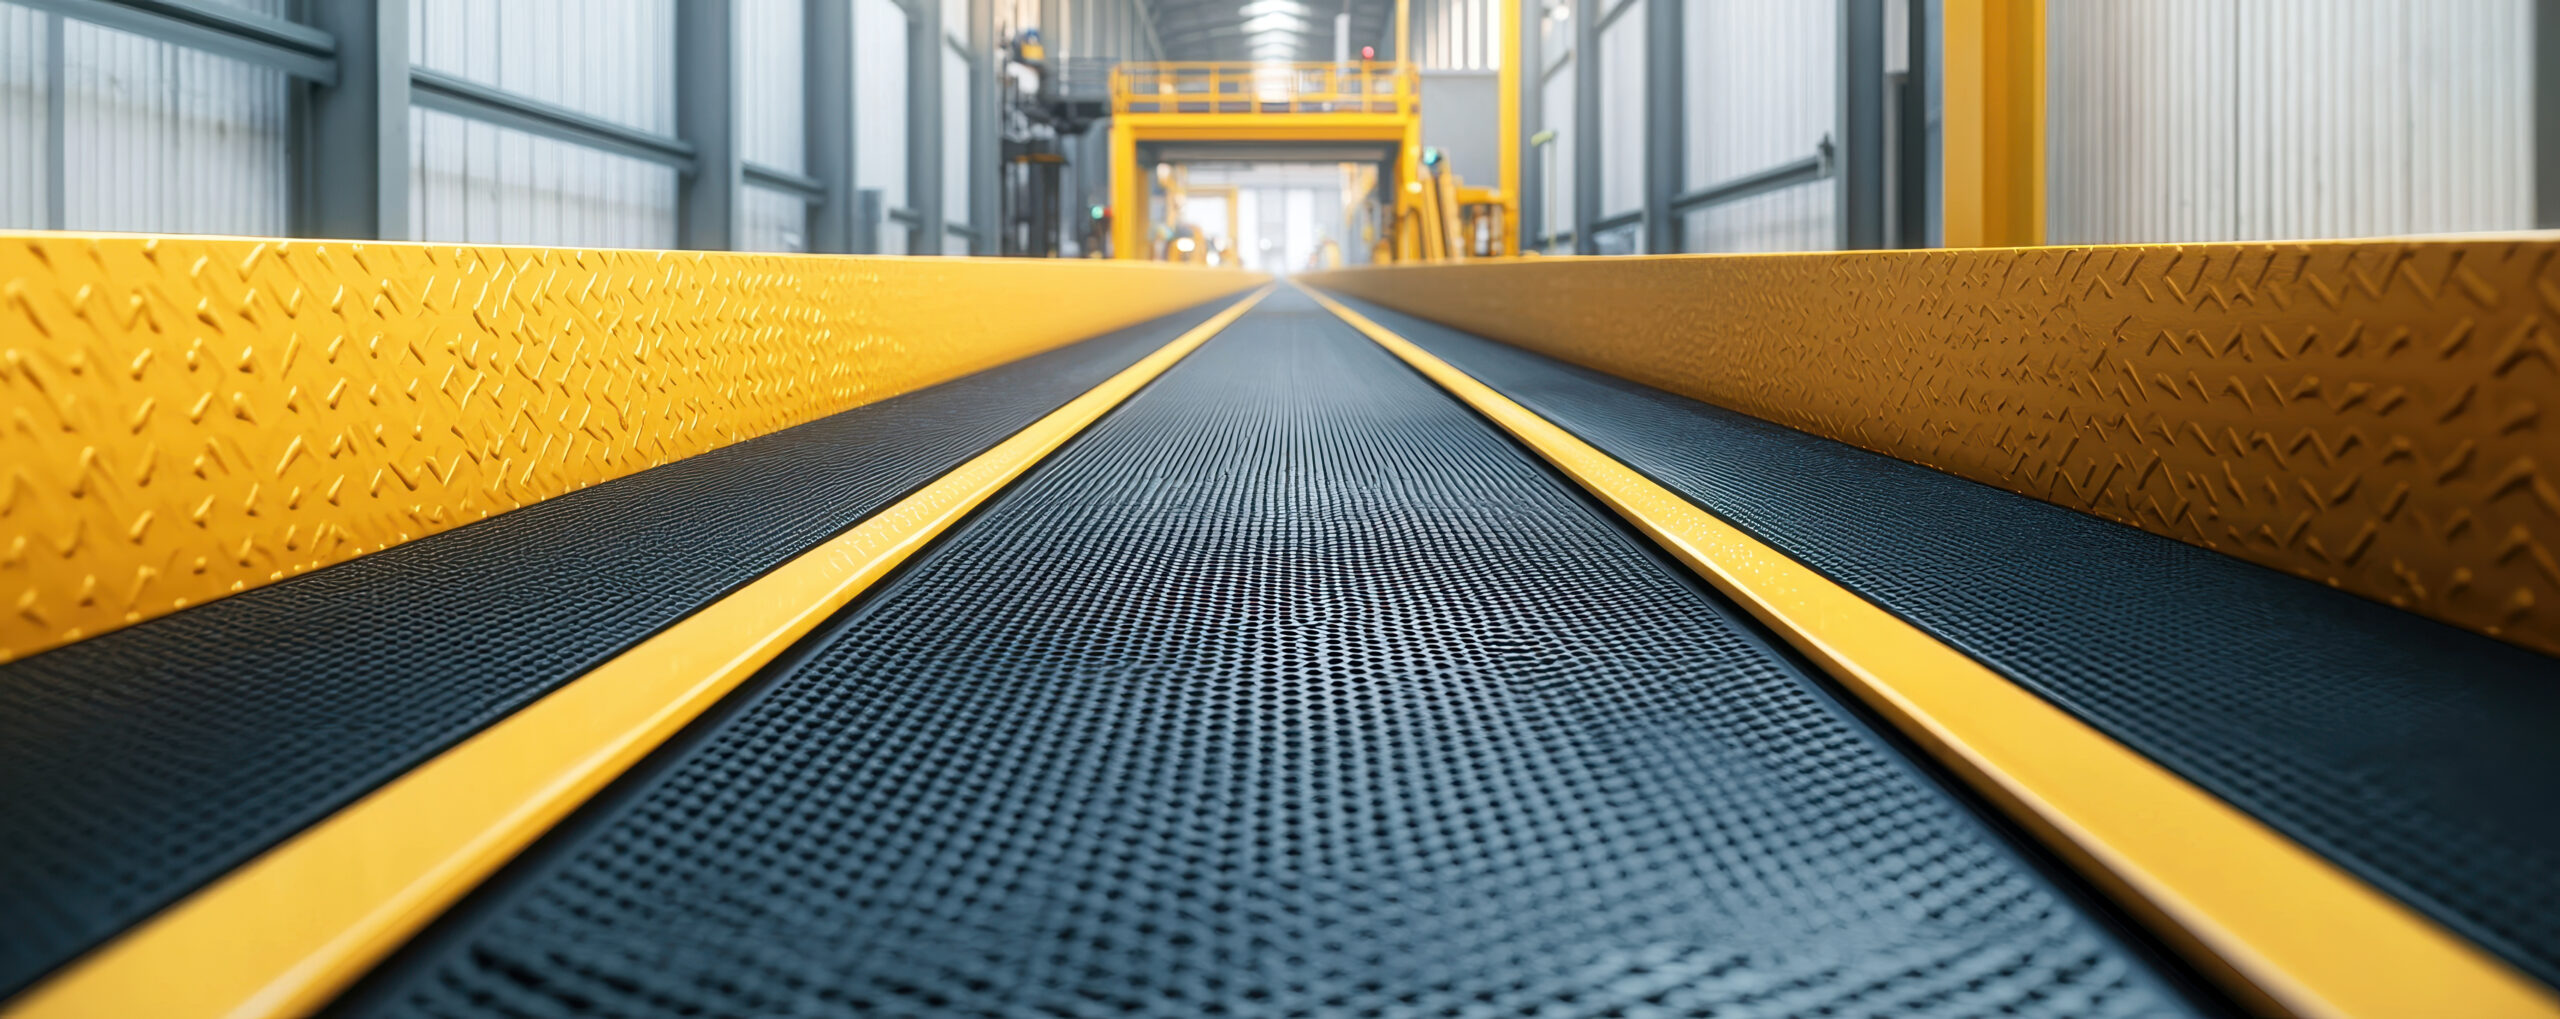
[1679,0,1834,252]
[738,0,809,252]
[857,0,912,253]
[0,1,291,236]
[2050,0,2531,243]
[407,0,680,246]
[1596,0,1644,222]
[0,5,41,227]
[1415,0,1501,70]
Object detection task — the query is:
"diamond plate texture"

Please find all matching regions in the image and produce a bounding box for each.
[1309,242,2560,656]
[0,233,1263,661]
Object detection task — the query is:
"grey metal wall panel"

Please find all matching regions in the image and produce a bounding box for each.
[1539,55,1574,242]
[59,17,289,235]
[1421,70,1500,185]
[1596,0,1641,216]
[1680,0,1835,250]
[739,182,808,250]
[410,0,676,134]
[409,105,678,247]
[2050,0,2529,243]
[0,4,46,229]
[738,0,807,172]
[1682,174,1835,251]
[941,40,968,232]
[856,0,909,250]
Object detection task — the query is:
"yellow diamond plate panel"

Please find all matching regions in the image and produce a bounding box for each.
[1307,240,2560,657]
[0,233,1264,663]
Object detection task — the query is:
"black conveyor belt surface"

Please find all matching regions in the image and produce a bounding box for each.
[1331,295,2560,989]
[341,293,2200,1018]
[0,300,1232,997]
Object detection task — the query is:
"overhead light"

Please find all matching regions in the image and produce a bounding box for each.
[1239,12,1309,33]
[1237,0,1312,17]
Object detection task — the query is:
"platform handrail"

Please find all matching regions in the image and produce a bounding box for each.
[1110,60,1418,116]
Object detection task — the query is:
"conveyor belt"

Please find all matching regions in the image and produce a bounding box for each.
[0,299,1233,998]
[336,293,2204,1017]
[1330,295,2560,990]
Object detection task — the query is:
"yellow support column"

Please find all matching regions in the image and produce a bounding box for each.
[1943,0,2044,247]
[1110,123,1143,259]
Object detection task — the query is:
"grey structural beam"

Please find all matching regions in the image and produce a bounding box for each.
[17,0,338,82]
[909,0,944,252]
[1641,0,1679,252]
[1837,0,1886,249]
[304,0,410,240]
[1674,151,1827,212]
[971,0,997,254]
[1895,0,1930,246]
[411,69,697,170]
[1571,0,1598,253]
[1518,0,1540,247]
[807,0,858,252]
[2538,0,2560,228]
[676,0,742,249]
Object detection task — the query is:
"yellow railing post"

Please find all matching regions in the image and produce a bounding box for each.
[1943,0,2044,247]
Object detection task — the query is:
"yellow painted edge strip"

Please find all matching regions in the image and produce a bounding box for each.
[7,285,1275,1019]
[1298,281,2560,1019]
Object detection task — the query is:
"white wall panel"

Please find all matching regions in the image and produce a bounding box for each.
[857,0,910,251]
[410,106,678,248]
[411,0,676,134]
[1682,176,1835,252]
[1680,0,1833,250]
[738,0,806,172]
[1538,58,1573,242]
[739,185,808,251]
[1596,0,1642,217]
[2050,0,2529,243]
[60,19,288,236]
[0,4,46,229]
[943,43,971,233]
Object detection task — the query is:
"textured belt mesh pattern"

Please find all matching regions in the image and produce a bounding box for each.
[1330,294,2560,990]
[339,292,2195,1018]
[0,301,1226,997]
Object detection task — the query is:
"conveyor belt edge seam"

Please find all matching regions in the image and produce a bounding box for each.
[1295,279,2560,1019]
[0,286,1277,1019]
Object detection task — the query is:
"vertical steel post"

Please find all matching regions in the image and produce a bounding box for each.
[1641,0,1679,253]
[807,0,857,252]
[677,0,742,249]
[1839,0,1886,249]
[305,0,411,240]
[1517,0,1539,248]
[1895,0,1933,246]
[1570,0,1597,253]
[910,0,944,252]
[2538,0,2560,228]
[971,0,997,254]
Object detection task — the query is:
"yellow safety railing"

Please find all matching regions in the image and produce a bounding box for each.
[1111,61,1418,116]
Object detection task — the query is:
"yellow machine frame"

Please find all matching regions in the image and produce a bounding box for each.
[1108,62,1427,261]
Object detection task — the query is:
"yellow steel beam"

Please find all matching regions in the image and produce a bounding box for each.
[1300,281,2560,1019]
[0,234,1264,660]
[1943,0,2045,247]
[5,285,1277,1019]
[1107,112,1420,142]
[1301,242,2560,657]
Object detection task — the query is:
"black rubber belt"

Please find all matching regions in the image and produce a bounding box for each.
[1329,294,2560,991]
[338,291,2206,1018]
[0,299,1235,998]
